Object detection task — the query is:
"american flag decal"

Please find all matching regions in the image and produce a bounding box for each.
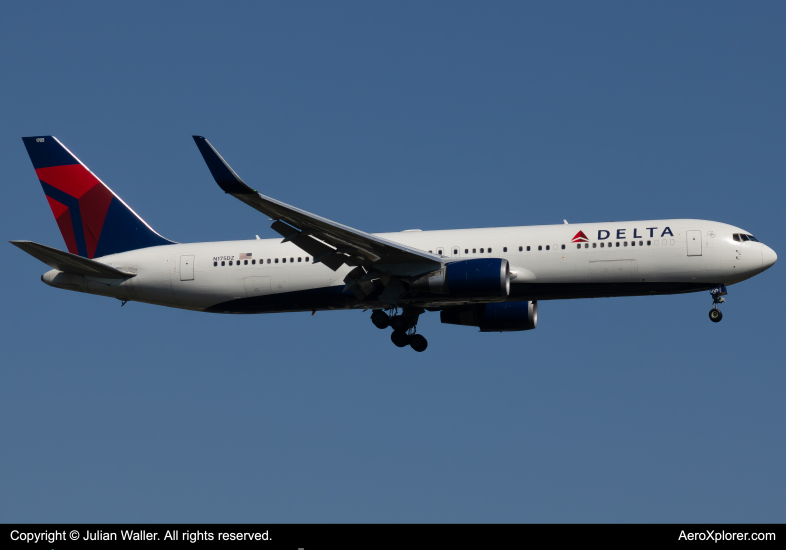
[240,253,252,259]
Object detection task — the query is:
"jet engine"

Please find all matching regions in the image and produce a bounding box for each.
[440,301,538,332]
[410,258,510,298]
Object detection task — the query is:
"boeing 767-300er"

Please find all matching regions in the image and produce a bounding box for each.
[12,136,777,352]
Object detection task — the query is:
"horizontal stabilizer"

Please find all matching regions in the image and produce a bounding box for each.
[10,240,136,279]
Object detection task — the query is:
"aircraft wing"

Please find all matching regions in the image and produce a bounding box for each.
[192,136,442,274]
[10,240,137,279]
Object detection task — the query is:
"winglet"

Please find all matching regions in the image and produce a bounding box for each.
[192,136,255,194]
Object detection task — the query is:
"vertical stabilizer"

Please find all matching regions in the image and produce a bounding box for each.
[21,136,173,258]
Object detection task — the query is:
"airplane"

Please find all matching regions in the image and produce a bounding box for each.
[12,136,777,352]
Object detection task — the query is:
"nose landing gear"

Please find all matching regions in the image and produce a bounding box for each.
[372,308,428,352]
[709,284,727,323]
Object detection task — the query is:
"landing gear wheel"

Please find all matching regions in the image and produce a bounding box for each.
[390,316,410,332]
[371,310,390,329]
[409,334,428,352]
[709,308,723,323]
[391,330,409,347]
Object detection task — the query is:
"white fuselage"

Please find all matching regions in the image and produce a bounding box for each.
[41,219,776,314]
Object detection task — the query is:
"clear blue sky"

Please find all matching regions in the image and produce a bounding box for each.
[1,1,783,522]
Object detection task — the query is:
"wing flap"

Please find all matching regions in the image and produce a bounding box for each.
[270,220,345,271]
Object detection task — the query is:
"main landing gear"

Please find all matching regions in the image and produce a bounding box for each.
[370,309,428,352]
[709,284,727,323]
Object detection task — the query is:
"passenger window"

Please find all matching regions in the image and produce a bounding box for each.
[275,258,279,263]
[577,244,581,249]
[213,261,217,267]
[527,246,530,251]
[639,241,643,246]
[600,243,604,248]
[631,241,635,246]
[244,260,248,265]
[647,240,651,246]
[480,248,484,253]
[291,258,294,262]
[538,246,542,251]
[221,261,225,266]
[503,247,507,252]
[305,257,309,262]
[437,248,443,255]
[429,250,432,253]
[615,242,620,248]
[488,248,492,253]
[298,257,302,262]
[624,241,628,247]
[561,244,565,250]
[546,245,550,251]
[733,234,741,242]
[465,249,469,254]
[473,249,476,253]
[592,243,596,248]
[670,239,675,245]
[584,243,588,248]
[518,246,522,252]
[252,259,256,264]
[740,234,750,242]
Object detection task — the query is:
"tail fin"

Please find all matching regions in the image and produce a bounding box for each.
[21,136,174,259]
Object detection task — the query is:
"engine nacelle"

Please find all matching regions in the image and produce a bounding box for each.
[440,301,538,332]
[410,258,510,298]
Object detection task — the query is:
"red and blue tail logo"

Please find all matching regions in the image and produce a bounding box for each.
[22,136,173,258]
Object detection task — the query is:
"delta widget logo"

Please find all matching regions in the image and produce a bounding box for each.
[571,231,589,243]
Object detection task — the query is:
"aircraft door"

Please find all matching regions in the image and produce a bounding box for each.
[686,231,702,256]
[180,255,195,281]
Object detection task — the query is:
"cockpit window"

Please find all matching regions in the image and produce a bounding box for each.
[733,234,740,242]
[747,234,759,242]
[740,234,750,242]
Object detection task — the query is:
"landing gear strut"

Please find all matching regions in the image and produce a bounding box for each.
[709,284,727,323]
[372,308,428,352]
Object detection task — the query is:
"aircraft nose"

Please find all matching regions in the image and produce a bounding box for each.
[762,245,777,270]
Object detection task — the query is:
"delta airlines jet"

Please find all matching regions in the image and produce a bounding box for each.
[12,136,777,352]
